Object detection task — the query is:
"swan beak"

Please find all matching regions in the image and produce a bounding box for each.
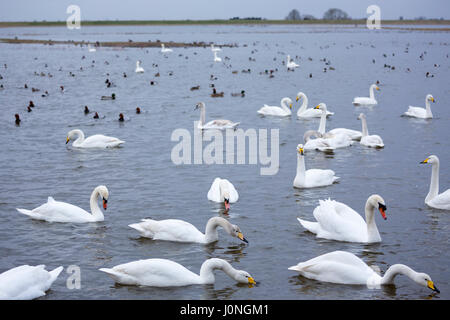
[297,147,304,155]
[296,96,299,102]
[103,198,108,210]
[66,137,70,144]
[314,105,320,109]
[237,232,248,243]
[427,280,439,293]
[248,277,256,285]
[420,158,429,164]
[289,103,293,109]
[376,86,380,91]
[431,97,435,103]
[224,199,230,211]
[378,204,387,220]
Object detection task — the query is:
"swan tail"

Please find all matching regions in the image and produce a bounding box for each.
[49,266,64,283]
[99,268,135,284]
[128,223,154,238]
[297,218,319,235]
[16,208,41,219]
[333,176,340,183]
[288,265,302,272]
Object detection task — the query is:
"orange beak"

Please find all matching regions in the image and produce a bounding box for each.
[379,207,386,220]
[224,200,230,211]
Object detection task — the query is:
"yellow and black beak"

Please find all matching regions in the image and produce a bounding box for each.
[296,96,299,102]
[248,277,256,285]
[297,147,304,155]
[289,103,293,109]
[431,97,435,103]
[420,158,429,164]
[237,232,248,243]
[66,137,70,144]
[314,105,320,109]
[427,280,440,293]
[376,86,380,91]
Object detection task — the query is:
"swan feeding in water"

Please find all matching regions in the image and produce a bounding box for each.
[403,94,435,119]
[257,97,293,117]
[207,177,239,211]
[195,102,239,130]
[352,84,380,106]
[66,129,124,148]
[420,155,450,210]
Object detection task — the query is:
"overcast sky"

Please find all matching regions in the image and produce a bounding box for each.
[0,0,449,21]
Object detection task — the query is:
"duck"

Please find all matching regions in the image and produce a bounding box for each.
[207,177,239,211]
[27,106,32,113]
[190,85,200,91]
[99,258,255,287]
[16,185,109,223]
[66,129,124,148]
[257,97,293,117]
[352,84,380,106]
[297,194,387,243]
[288,250,439,293]
[358,113,384,148]
[15,114,21,125]
[420,155,450,210]
[0,265,63,300]
[231,90,245,97]
[101,93,115,100]
[403,94,435,119]
[293,144,339,188]
[136,107,141,114]
[84,106,90,114]
[211,88,224,97]
[118,113,124,122]
[195,102,239,130]
[93,112,99,119]
[135,60,144,73]
[296,92,333,118]
[314,103,362,141]
[129,216,247,244]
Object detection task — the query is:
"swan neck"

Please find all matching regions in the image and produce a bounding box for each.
[89,188,104,221]
[369,86,375,99]
[281,99,291,114]
[318,110,327,134]
[427,161,440,202]
[204,217,230,243]
[365,200,381,242]
[381,264,416,285]
[361,117,369,137]
[73,130,85,144]
[425,99,433,117]
[298,94,308,113]
[295,153,306,184]
[199,258,235,284]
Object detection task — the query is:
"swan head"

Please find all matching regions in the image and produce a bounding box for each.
[282,97,293,109]
[136,60,141,66]
[297,144,304,156]
[367,194,387,220]
[95,185,109,210]
[426,94,435,103]
[314,103,327,111]
[420,155,439,165]
[195,102,205,110]
[414,273,439,293]
[371,84,380,91]
[357,113,366,120]
[66,129,81,144]
[233,270,256,285]
[228,223,248,243]
[295,92,306,102]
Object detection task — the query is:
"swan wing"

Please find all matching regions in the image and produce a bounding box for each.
[257,106,289,116]
[221,179,239,202]
[203,120,239,129]
[361,135,384,148]
[404,106,428,118]
[129,219,205,243]
[427,189,450,210]
[323,133,353,148]
[353,97,377,105]
[81,134,124,148]
[304,169,338,187]
[328,128,362,141]
[298,108,332,118]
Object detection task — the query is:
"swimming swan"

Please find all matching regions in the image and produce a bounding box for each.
[358,113,384,148]
[315,103,362,141]
[303,130,335,152]
[16,185,109,223]
[207,177,239,211]
[161,43,173,53]
[420,155,450,210]
[296,92,333,118]
[66,129,124,148]
[195,102,240,130]
[287,55,299,69]
[135,60,144,73]
[257,97,293,117]
[129,217,248,244]
[288,250,439,293]
[99,258,256,287]
[404,94,435,119]
[0,265,63,300]
[297,194,387,243]
[213,51,222,62]
[352,84,380,106]
[293,144,339,188]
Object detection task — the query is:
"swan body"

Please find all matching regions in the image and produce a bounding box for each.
[353,84,379,106]
[404,94,435,119]
[296,92,333,118]
[213,51,222,62]
[358,113,384,148]
[16,185,109,223]
[129,217,247,244]
[257,97,293,117]
[315,103,362,141]
[287,55,299,69]
[88,44,96,52]
[0,265,63,300]
[421,155,450,210]
[161,44,173,53]
[66,129,124,148]
[293,144,339,188]
[207,178,238,210]
[99,258,255,287]
[303,130,335,152]
[135,60,144,73]
[195,102,240,130]
[297,194,387,243]
[288,250,439,293]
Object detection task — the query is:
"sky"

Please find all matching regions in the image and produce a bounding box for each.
[0,0,449,21]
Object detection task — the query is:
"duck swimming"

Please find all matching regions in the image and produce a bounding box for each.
[101,93,115,100]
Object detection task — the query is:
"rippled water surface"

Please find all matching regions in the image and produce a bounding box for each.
[0,24,449,300]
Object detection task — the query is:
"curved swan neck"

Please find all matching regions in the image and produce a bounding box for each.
[298,94,308,113]
[381,264,416,285]
[318,109,327,134]
[204,217,231,243]
[360,117,369,137]
[72,130,85,145]
[426,160,440,202]
[365,199,381,242]
[89,187,104,221]
[425,98,433,117]
[281,98,291,113]
[199,258,236,284]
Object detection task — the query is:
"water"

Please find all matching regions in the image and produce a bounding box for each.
[0,24,449,300]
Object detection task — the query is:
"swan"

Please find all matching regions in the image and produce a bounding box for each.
[315,103,362,141]
[420,155,450,210]
[88,44,96,52]
[404,94,435,119]
[213,51,222,62]
[288,250,439,293]
[99,258,256,287]
[257,97,293,117]
[129,217,248,244]
[16,185,109,223]
[161,43,173,53]
[358,113,384,148]
[66,129,124,148]
[297,194,387,243]
[0,265,63,300]
[211,44,222,52]
[293,144,339,188]
[207,177,238,211]
[352,84,380,106]
[286,55,299,69]
[135,60,144,73]
[296,92,333,118]
[195,102,240,130]
[303,130,335,152]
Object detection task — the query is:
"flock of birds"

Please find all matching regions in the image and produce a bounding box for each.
[0,37,448,300]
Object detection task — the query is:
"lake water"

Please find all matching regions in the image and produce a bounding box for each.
[0,24,449,300]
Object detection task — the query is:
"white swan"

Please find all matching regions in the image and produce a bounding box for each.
[404,94,435,119]
[257,97,293,117]
[297,194,387,243]
[293,144,339,188]
[207,177,239,211]
[315,103,362,141]
[195,102,240,130]
[66,129,124,148]
[16,185,109,223]
[135,60,144,73]
[211,44,222,52]
[99,258,256,287]
[88,44,96,52]
[288,250,439,293]
[161,43,173,53]
[352,84,380,106]
[129,217,248,244]
[0,265,63,300]
[420,155,450,210]
[303,130,335,152]
[358,113,384,148]
[287,55,299,69]
[296,92,333,118]
[213,51,222,62]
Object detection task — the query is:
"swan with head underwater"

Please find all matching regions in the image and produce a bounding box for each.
[352,84,380,106]
[66,129,124,148]
[257,97,293,117]
[297,194,387,243]
[135,60,144,73]
[403,94,435,119]
[0,264,63,300]
[207,177,238,211]
[358,113,384,148]
[129,216,247,244]
[288,250,439,294]
[296,92,333,118]
[99,258,256,287]
[315,103,362,141]
[293,144,339,188]
[195,102,240,130]
[420,155,450,210]
[16,185,109,223]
